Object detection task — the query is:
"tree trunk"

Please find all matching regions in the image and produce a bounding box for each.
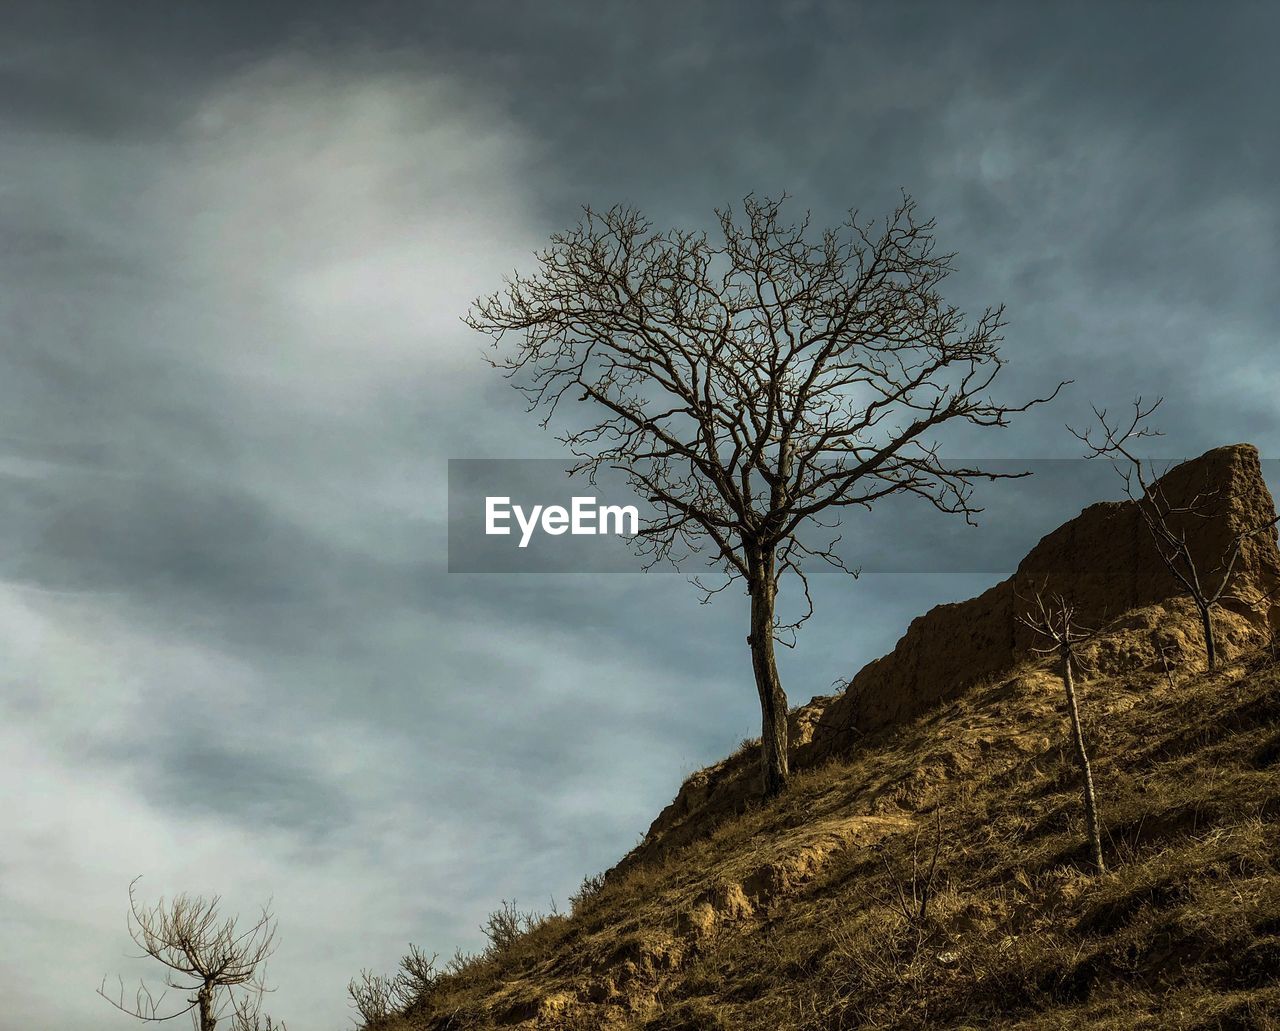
[197,982,217,1031]
[1062,649,1105,873]
[1198,600,1217,671]
[747,550,789,798]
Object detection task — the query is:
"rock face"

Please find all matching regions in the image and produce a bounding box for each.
[807,444,1280,757]
[625,445,1279,869]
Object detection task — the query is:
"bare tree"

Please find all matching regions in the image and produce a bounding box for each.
[1017,592,1106,873]
[100,878,280,1031]
[1072,397,1279,671]
[467,195,1065,797]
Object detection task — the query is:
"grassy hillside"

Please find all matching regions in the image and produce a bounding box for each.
[359,604,1280,1030]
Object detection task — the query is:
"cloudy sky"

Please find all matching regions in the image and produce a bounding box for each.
[2,3,1278,1028]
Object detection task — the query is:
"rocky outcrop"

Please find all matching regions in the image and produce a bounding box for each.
[807,443,1280,756]
[625,445,1279,870]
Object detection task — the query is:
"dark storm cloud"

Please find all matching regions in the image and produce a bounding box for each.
[133,734,355,836]
[2,4,1278,1029]
[0,60,175,140]
[1,472,332,600]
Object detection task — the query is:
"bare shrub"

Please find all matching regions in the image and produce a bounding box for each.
[231,1011,288,1031]
[569,873,606,914]
[397,943,440,998]
[445,947,485,978]
[480,899,537,955]
[875,809,948,936]
[347,944,440,1028]
[347,969,406,1028]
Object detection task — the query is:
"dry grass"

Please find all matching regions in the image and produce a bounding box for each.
[359,638,1280,1030]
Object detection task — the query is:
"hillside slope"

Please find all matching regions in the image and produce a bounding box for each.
[360,447,1280,1030]
[372,612,1280,1029]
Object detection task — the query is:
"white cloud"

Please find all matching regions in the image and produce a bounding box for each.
[167,56,539,391]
